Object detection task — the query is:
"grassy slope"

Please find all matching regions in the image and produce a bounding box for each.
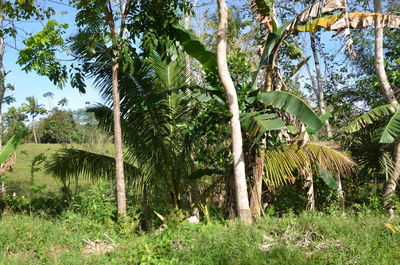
[2,143,114,196]
[3,144,65,196]
[0,212,399,264]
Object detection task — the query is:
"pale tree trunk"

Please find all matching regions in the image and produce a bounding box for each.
[217,0,252,223]
[310,33,333,138]
[249,139,265,218]
[248,126,268,219]
[0,3,5,148]
[304,166,315,211]
[185,8,200,218]
[32,117,38,143]
[103,5,126,216]
[374,0,400,215]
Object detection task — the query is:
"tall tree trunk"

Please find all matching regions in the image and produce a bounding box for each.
[374,0,400,215]
[0,13,6,148]
[103,5,126,216]
[310,33,333,138]
[217,0,252,223]
[249,142,265,218]
[32,117,38,143]
[0,2,4,148]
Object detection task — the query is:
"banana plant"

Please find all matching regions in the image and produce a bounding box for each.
[0,129,24,165]
[0,129,25,197]
[344,104,400,143]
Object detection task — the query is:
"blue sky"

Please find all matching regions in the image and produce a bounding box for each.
[4,0,349,113]
[3,1,102,113]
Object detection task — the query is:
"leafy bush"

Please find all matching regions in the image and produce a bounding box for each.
[71,180,117,224]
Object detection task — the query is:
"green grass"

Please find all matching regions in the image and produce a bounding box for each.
[3,144,66,196]
[0,212,399,264]
[2,143,114,197]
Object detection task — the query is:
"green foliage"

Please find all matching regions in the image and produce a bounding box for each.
[317,164,339,191]
[38,110,77,143]
[257,91,323,131]
[240,111,286,145]
[29,153,47,185]
[172,24,217,72]
[0,128,24,164]
[1,212,399,264]
[72,180,117,224]
[3,107,28,142]
[18,20,69,87]
[264,142,355,189]
[285,42,303,59]
[259,23,288,69]
[345,104,400,143]
[46,148,139,185]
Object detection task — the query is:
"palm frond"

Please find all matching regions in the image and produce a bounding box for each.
[86,52,197,188]
[46,149,141,185]
[305,142,356,177]
[264,142,356,189]
[264,144,308,188]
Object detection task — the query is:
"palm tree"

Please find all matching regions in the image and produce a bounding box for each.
[46,53,207,219]
[22,96,46,143]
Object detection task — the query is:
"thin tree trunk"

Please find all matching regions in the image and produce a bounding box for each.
[374,0,400,215]
[103,5,126,216]
[32,117,38,143]
[374,0,397,105]
[310,33,333,138]
[217,0,252,223]
[0,2,4,148]
[249,139,265,218]
[304,166,315,211]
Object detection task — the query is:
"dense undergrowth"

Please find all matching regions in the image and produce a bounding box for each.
[1,182,400,265]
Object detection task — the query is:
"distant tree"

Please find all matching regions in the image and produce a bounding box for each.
[38,110,77,143]
[21,96,46,143]
[57,97,68,108]
[3,106,27,142]
[43,91,54,110]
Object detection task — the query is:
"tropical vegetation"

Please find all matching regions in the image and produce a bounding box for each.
[0,0,399,264]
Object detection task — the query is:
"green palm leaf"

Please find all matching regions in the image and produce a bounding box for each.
[306,142,355,177]
[264,142,355,189]
[257,91,323,131]
[46,149,140,185]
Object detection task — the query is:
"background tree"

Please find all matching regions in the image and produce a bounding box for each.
[21,96,46,144]
[38,110,77,143]
[3,106,27,142]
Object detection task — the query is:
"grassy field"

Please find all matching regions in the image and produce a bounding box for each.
[1,144,400,264]
[2,143,114,197]
[3,144,66,196]
[0,212,399,264]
